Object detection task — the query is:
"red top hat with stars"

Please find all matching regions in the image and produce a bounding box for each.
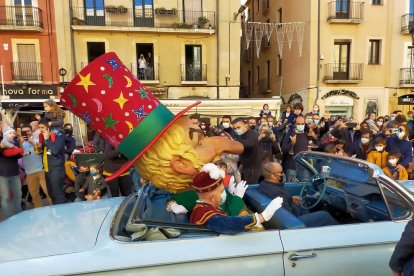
[61,52,200,181]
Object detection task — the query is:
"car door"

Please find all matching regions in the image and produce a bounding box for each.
[280,221,407,276]
[280,175,413,276]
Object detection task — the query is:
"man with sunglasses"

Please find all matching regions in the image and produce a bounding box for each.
[258,162,338,227]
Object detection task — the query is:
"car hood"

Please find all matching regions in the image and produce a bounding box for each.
[400,180,414,193]
[0,197,123,263]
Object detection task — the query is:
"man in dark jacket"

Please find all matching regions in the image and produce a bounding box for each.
[63,123,76,159]
[219,115,237,138]
[281,116,311,181]
[232,117,262,184]
[103,141,132,197]
[258,162,338,227]
[39,119,67,204]
[390,218,414,276]
[330,120,361,157]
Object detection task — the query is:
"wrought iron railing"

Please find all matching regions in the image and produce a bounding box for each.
[10,62,42,81]
[401,14,414,33]
[131,62,159,81]
[400,68,414,85]
[0,5,43,29]
[71,7,215,29]
[324,63,363,81]
[327,1,364,21]
[181,64,207,81]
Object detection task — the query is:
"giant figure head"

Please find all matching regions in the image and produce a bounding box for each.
[61,52,243,193]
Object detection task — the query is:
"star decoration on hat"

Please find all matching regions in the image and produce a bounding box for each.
[113,91,128,110]
[103,113,118,129]
[133,105,148,120]
[81,112,92,124]
[136,88,150,101]
[105,59,121,71]
[76,73,95,93]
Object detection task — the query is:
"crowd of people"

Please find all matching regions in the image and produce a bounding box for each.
[188,103,414,185]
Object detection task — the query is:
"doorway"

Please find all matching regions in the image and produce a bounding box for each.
[87,42,105,63]
[185,45,202,81]
[333,42,350,80]
[136,43,154,80]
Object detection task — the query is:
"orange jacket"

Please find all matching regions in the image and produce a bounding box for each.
[366,150,388,169]
[382,166,408,180]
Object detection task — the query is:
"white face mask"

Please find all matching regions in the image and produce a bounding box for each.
[222,122,230,129]
[376,121,383,127]
[268,122,273,127]
[361,138,370,144]
[375,146,384,152]
[220,190,227,206]
[388,159,397,166]
[398,131,405,139]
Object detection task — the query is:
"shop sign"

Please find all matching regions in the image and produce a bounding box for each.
[398,95,414,105]
[3,84,58,99]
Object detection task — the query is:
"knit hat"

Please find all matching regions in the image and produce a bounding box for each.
[192,163,225,193]
[61,52,200,181]
[3,125,15,136]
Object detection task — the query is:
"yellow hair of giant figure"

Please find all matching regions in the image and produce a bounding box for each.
[134,121,203,192]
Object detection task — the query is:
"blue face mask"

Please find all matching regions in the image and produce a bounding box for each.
[90,171,98,176]
[314,120,320,125]
[296,125,305,132]
[234,129,244,136]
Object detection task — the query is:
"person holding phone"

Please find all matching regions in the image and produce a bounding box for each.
[330,119,362,158]
[281,116,310,181]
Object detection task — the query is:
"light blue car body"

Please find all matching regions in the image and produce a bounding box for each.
[0,152,413,275]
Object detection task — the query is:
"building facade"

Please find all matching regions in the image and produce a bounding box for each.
[0,0,59,125]
[241,0,414,121]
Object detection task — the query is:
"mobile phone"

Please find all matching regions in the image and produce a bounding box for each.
[346,122,357,128]
[21,130,27,138]
[391,128,399,134]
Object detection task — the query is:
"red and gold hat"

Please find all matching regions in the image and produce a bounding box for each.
[61,52,200,181]
[192,163,225,193]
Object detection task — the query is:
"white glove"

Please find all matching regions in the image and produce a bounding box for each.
[227,176,236,194]
[233,180,248,198]
[261,197,283,221]
[170,202,188,214]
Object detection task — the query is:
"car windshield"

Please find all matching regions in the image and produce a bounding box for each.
[295,152,378,185]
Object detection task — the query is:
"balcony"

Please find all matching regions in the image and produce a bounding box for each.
[181,64,207,84]
[399,68,414,87]
[131,63,159,84]
[10,62,42,81]
[323,63,363,83]
[401,14,414,34]
[71,7,215,32]
[0,6,43,31]
[327,1,364,24]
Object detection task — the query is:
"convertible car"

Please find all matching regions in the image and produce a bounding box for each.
[0,152,413,275]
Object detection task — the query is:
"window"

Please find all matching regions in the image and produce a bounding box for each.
[267,60,271,89]
[277,55,282,76]
[134,0,154,27]
[278,8,282,23]
[372,0,382,5]
[87,42,105,63]
[368,39,381,65]
[184,45,203,81]
[257,66,260,84]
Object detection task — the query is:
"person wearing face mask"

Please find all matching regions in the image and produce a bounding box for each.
[382,151,408,181]
[281,116,309,181]
[74,163,90,201]
[220,115,237,138]
[79,163,109,200]
[63,123,76,160]
[247,117,258,133]
[190,163,283,234]
[357,129,373,160]
[331,119,362,159]
[232,118,262,184]
[386,124,413,172]
[366,137,388,168]
[258,162,338,227]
